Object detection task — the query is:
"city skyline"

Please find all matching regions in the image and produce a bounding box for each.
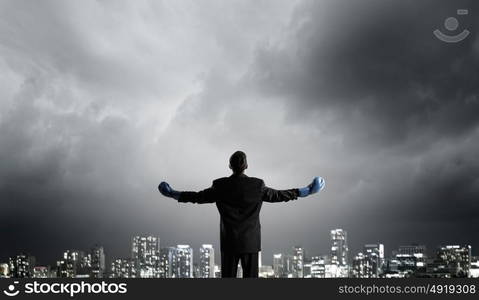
[2,233,477,268]
[3,222,477,269]
[2,229,478,279]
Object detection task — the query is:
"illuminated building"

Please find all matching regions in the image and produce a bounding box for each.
[364,243,384,271]
[291,246,304,278]
[329,229,349,277]
[198,244,215,278]
[90,245,105,278]
[174,245,193,278]
[8,254,35,278]
[273,254,286,278]
[352,252,375,278]
[427,245,471,278]
[352,243,384,278]
[325,263,349,278]
[110,258,135,278]
[303,261,312,278]
[331,229,348,267]
[159,247,176,278]
[385,244,427,277]
[131,236,160,278]
[311,255,327,278]
[56,250,87,278]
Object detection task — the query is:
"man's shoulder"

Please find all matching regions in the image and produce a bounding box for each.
[247,177,264,184]
[213,176,264,185]
[212,177,229,185]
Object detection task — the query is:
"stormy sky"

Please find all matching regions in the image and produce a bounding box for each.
[1,0,478,266]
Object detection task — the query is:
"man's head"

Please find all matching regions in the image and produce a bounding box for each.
[229,151,248,174]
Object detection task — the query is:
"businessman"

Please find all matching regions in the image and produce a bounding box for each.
[158,151,325,278]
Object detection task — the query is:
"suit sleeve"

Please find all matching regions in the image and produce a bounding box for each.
[261,180,300,203]
[178,181,218,204]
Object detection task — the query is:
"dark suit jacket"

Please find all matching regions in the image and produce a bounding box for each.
[178,173,299,253]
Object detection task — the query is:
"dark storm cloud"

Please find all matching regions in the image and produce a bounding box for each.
[166,0,479,255]
[0,0,299,264]
[0,74,147,262]
[239,0,479,252]
[1,0,478,266]
[251,0,479,144]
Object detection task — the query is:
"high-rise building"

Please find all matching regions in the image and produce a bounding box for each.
[311,256,327,278]
[330,229,348,267]
[110,258,135,278]
[80,254,92,277]
[427,245,471,278]
[355,243,385,278]
[291,246,304,278]
[56,250,86,278]
[285,254,295,277]
[131,236,160,278]
[56,246,105,278]
[352,252,376,278]
[329,229,349,277]
[8,254,35,278]
[198,244,215,278]
[364,244,384,268]
[159,247,176,278]
[90,245,105,278]
[174,245,193,278]
[392,244,427,276]
[273,254,286,278]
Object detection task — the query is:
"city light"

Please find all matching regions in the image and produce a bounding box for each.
[1,229,476,278]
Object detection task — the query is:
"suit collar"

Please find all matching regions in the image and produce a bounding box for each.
[230,173,248,178]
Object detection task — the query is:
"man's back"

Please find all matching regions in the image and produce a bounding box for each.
[179,173,299,253]
[214,174,264,253]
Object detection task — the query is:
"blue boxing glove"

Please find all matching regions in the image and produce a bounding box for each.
[298,177,325,197]
[158,182,181,200]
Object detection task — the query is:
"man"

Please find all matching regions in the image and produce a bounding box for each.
[158,151,325,278]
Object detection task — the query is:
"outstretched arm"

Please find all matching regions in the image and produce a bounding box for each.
[262,185,299,203]
[262,177,325,203]
[158,181,217,204]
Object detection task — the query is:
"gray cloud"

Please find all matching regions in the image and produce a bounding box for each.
[1,0,478,265]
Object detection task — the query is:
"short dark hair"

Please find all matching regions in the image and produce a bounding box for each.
[229,151,248,174]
